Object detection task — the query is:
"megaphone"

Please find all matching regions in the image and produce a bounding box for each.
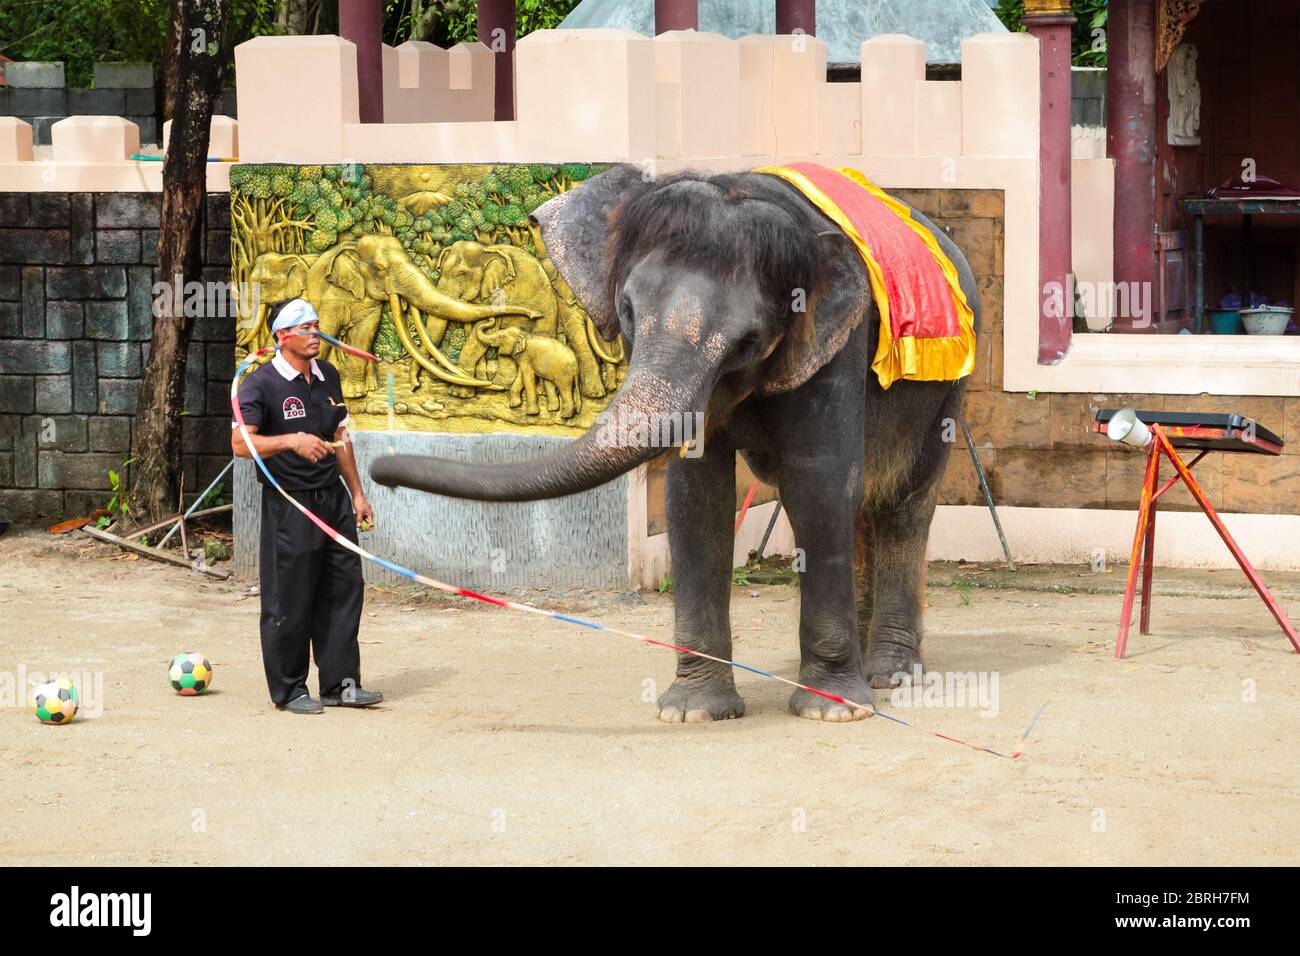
[1106,408,1153,448]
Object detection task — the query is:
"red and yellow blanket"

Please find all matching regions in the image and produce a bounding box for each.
[756,162,976,390]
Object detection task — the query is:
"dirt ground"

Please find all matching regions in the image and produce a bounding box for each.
[3,529,1299,866]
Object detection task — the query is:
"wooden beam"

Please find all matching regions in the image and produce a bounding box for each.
[80,526,231,580]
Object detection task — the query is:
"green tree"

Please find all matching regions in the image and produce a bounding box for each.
[993,0,1109,67]
[383,0,580,48]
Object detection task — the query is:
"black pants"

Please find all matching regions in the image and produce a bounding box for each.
[259,482,364,706]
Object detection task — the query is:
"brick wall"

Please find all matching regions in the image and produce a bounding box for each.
[0,191,235,522]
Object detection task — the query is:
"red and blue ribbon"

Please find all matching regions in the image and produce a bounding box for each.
[231,346,1038,760]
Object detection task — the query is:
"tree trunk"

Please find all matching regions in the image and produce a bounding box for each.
[130,0,225,525]
[161,3,182,123]
[276,0,310,35]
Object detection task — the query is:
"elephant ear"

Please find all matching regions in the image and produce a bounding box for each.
[510,333,527,357]
[529,164,642,341]
[758,231,871,396]
[285,256,311,299]
[328,247,366,300]
[481,250,515,299]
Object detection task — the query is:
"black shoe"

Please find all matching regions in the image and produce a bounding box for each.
[320,687,384,708]
[282,693,324,715]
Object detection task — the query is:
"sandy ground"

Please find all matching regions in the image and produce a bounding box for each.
[3,528,1299,866]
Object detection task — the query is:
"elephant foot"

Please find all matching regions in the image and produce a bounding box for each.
[580,379,607,399]
[447,385,475,399]
[508,396,522,409]
[789,669,873,721]
[524,404,540,416]
[657,677,744,723]
[341,385,366,400]
[863,642,924,690]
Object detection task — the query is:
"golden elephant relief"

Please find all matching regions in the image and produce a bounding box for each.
[230,163,625,435]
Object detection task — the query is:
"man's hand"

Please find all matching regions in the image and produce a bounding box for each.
[353,493,374,531]
[292,432,336,463]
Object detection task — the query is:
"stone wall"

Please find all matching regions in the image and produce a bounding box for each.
[0,60,238,147]
[0,190,234,521]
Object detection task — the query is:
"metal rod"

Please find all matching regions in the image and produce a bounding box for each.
[157,459,234,549]
[959,414,1014,571]
[756,500,783,560]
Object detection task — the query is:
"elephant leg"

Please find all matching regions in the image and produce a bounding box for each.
[410,356,422,393]
[863,481,939,689]
[657,438,745,722]
[853,506,875,666]
[561,310,605,399]
[558,379,576,419]
[508,372,523,408]
[521,365,540,415]
[779,455,872,721]
[543,379,559,412]
[449,333,489,398]
[769,339,872,720]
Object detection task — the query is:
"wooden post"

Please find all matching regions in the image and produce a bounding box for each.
[1106,0,1158,333]
[654,0,698,34]
[339,0,384,123]
[1021,0,1076,364]
[775,0,816,36]
[478,0,516,121]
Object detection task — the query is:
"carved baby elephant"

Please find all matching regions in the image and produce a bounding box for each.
[474,319,583,419]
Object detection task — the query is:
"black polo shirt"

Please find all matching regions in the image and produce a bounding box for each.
[234,353,351,490]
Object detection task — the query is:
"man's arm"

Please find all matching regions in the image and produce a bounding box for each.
[335,426,374,527]
[232,424,335,463]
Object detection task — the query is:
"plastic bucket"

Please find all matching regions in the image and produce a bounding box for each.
[1208,308,1243,334]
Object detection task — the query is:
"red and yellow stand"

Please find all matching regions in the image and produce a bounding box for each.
[1113,423,1300,659]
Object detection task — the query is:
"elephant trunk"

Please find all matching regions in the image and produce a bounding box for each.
[396,265,528,323]
[474,318,499,345]
[370,364,709,502]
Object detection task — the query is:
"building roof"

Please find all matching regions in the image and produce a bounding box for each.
[557,0,1009,66]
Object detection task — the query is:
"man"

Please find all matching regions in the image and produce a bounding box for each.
[232,298,383,714]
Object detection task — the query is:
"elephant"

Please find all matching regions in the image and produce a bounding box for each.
[370,164,980,725]
[435,239,607,398]
[474,318,583,419]
[300,234,539,399]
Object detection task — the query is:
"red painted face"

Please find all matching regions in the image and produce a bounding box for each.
[278,320,322,359]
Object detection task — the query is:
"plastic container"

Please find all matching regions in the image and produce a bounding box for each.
[1208,308,1243,334]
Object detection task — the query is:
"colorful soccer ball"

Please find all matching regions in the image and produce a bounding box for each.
[168,653,213,696]
[31,678,79,724]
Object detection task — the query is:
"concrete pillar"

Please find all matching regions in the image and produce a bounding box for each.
[339,0,384,123]
[1022,0,1076,363]
[477,0,516,120]
[655,0,698,34]
[1106,0,1158,333]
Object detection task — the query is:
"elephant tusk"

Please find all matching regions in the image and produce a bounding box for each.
[405,302,486,381]
[389,294,502,391]
[586,316,625,365]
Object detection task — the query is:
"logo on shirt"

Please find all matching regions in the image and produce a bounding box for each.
[281,396,306,421]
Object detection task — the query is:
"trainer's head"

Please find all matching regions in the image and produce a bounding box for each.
[270,298,321,359]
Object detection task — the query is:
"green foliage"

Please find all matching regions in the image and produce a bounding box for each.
[992,0,1108,66]
[0,0,294,89]
[95,456,137,528]
[383,0,580,48]
[658,573,673,595]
